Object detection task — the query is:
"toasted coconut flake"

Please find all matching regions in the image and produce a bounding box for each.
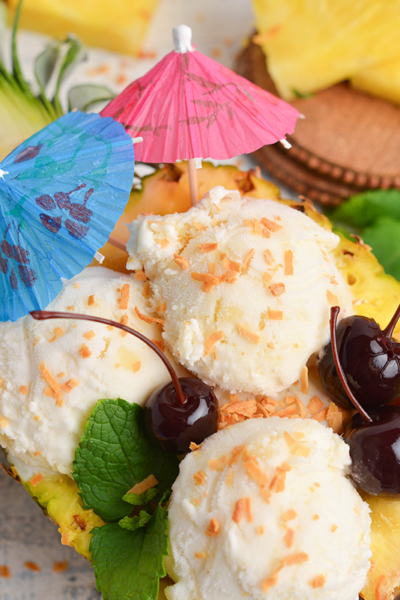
[310,575,326,588]
[205,518,220,537]
[195,552,208,559]
[327,290,339,306]
[270,464,291,493]
[134,306,164,325]
[79,344,92,359]
[191,272,220,285]
[0,418,8,429]
[40,362,63,404]
[284,250,294,275]
[307,395,323,414]
[208,262,217,275]
[107,325,114,331]
[282,509,297,522]
[263,272,273,286]
[118,284,130,309]
[34,415,40,421]
[292,444,311,457]
[204,331,224,356]
[326,402,344,434]
[53,561,69,573]
[157,303,166,313]
[193,221,207,231]
[313,514,320,521]
[261,217,283,232]
[208,455,229,471]
[174,254,189,270]
[264,249,275,265]
[280,552,309,566]
[244,219,255,232]
[229,445,246,465]
[156,238,170,248]
[30,473,44,487]
[331,524,338,532]
[194,470,206,485]
[300,366,309,394]
[269,282,285,297]
[127,474,158,495]
[277,404,297,418]
[132,361,141,373]
[223,400,258,418]
[0,565,11,578]
[88,295,96,307]
[257,526,265,536]
[261,570,280,592]
[226,469,234,486]
[233,498,252,524]
[63,379,79,393]
[312,407,329,422]
[19,385,27,395]
[220,269,239,283]
[197,243,218,253]
[142,282,151,298]
[267,310,283,320]
[242,249,255,271]
[83,330,96,340]
[49,327,64,343]
[254,219,263,235]
[190,442,202,452]
[66,306,75,311]
[284,528,295,548]
[284,431,296,447]
[134,270,147,281]
[222,257,241,272]
[24,562,40,572]
[237,324,259,344]
[243,455,268,487]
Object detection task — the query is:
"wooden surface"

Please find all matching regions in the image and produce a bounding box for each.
[237,39,400,205]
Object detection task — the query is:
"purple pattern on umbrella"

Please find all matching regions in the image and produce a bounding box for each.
[35,184,94,240]
[0,226,37,291]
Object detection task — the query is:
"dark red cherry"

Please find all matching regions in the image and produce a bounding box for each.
[145,378,219,454]
[30,310,220,454]
[318,304,400,410]
[344,405,400,494]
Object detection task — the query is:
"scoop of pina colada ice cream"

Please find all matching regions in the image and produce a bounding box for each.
[0,266,185,478]
[126,186,352,397]
[165,417,371,600]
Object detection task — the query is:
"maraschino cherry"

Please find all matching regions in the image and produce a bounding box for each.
[328,306,400,495]
[318,304,400,411]
[30,310,219,454]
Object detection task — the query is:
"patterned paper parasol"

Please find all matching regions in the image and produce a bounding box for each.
[0,110,135,322]
[101,25,300,203]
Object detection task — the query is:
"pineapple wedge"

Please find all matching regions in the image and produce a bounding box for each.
[352,56,400,105]
[10,164,400,600]
[251,0,400,101]
[7,0,159,56]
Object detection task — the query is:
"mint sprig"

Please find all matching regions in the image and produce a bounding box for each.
[73,399,180,600]
[73,398,179,522]
[91,503,169,600]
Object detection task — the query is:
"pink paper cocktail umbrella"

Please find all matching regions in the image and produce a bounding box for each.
[101,25,301,205]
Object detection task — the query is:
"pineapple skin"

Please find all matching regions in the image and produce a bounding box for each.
[7,0,159,56]
[12,163,400,599]
[251,0,400,101]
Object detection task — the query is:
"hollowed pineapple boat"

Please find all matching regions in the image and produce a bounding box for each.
[6,163,400,600]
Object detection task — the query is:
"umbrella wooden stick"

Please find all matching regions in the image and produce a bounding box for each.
[108,234,127,252]
[188,158,198,205]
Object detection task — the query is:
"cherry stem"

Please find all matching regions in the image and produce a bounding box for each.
[330,306,373,424]
[383,303,400,338]
[30,310,187,406]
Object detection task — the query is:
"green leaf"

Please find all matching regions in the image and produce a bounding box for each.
[34,40,61,116]
[68,83,115,112]
[332,189,400,229]
[0,2,7,64]
[73,399,179,522]
[362,217,400,281]
[53,35,87,114]
[118,511,152,532]
[11,0,32,96]
[91,503,168,600]
[122,487,159,506]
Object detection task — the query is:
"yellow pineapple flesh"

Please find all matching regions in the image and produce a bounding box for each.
[7,0,159,56]
[352,55,400,105]
[251,0,400,101]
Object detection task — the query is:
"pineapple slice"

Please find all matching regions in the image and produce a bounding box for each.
[11,164,400,600]
[251,0,400,100]
[7,0,159,56]
[352,56,400,105]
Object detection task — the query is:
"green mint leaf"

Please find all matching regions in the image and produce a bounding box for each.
[73,398,179,522]
[118,511,152,532]
[91,502,168,600]
[362,217,400,281]
[332,189,400,229]
[122,487,159,506]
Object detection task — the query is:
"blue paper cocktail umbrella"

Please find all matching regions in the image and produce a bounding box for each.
[0,110,135,322]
